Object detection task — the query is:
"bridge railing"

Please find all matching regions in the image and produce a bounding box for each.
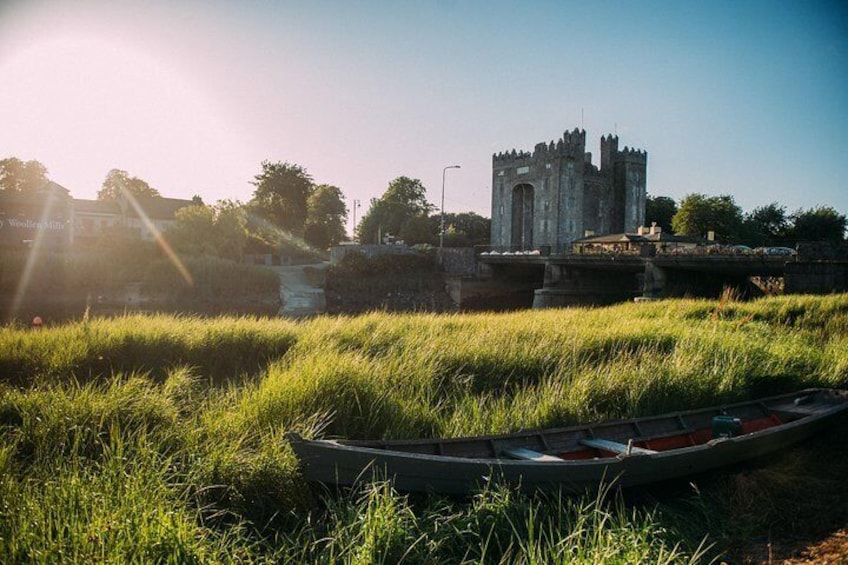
[476,243,800,259]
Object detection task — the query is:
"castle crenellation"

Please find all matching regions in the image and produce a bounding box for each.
[490,127,647,251]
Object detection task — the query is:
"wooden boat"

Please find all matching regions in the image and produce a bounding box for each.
[287,388,848,494]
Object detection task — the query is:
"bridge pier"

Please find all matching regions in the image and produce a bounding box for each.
[533,262,640,307]
[641,261,667,299]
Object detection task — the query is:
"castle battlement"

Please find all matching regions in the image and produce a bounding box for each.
[618,146,647,164]
[492,149,533,163]
[493,127,588,164]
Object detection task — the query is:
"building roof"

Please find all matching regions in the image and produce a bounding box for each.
[123,195,195,220]
[73,195,195,220]
[575,231,704,244]
[74,199,120,214]
[37,180,71,197]
[0,180,71,204]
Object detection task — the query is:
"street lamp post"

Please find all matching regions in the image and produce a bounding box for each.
[440,165,460,249]
[351,199,360,242]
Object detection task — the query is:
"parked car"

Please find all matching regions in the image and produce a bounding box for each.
[729,245,752,253]
[754,246,796,256]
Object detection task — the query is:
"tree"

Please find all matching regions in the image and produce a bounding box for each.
[741,202,789,246]
[166,200,247,261]
[645,195,677,233]
[0,157,48,193]
[790,206,847,243]
[167,204,217,256]
[98,169,160,200]
[399,215,437,246]
[671,193,743,243]
[250,161,313,236]
[212,200,249,260]
[437,211,491,247]
[357,177,433,244]
[304,184,347,249]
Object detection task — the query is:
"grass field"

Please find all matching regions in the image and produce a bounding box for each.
[1,293,847,563]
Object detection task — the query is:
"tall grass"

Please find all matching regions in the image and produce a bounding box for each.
[1,293,847,563]
[0,314,299,385]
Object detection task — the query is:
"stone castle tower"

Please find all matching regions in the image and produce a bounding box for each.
[491,128,647,250]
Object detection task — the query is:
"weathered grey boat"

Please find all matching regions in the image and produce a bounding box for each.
[287,388,848,494]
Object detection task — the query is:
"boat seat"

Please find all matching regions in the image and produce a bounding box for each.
[501,447,563,462]
[579,438,657,455]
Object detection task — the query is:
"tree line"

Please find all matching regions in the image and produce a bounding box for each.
[647,193,846,246]
[0,157,491,261]
[3,157,845,258]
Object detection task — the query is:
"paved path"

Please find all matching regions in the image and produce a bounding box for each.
[274,263,327,317]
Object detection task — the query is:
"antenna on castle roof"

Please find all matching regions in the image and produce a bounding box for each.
[614,122,618,136]
[581,108,584,130]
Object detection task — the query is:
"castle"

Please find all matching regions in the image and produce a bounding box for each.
[490,128,647,251]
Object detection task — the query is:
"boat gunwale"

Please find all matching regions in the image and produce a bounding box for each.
[290,388,848,465]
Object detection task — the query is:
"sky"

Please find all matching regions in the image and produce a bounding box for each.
[1,0,846,235]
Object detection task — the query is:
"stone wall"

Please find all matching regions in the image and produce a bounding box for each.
[438,247,478,275]
[329,244,414,265]
[785,242,848,294]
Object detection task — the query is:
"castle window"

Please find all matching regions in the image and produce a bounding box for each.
[546,163,551,169]
[517,166,529,175]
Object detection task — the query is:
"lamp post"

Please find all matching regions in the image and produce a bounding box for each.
[351,199,360,242]
[440,165,460,249]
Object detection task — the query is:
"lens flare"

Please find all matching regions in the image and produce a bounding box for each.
[10,187,62,321]
[244,211,319,254]
[118,185,193,286]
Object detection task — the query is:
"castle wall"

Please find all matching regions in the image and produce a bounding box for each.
[492,128,647,251]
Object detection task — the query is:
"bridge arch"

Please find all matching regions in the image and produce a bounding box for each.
[511,183,534,249]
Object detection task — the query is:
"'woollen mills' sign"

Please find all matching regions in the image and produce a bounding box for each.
[0,182,72,248]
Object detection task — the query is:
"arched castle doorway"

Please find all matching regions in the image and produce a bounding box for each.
[511,183,534,249]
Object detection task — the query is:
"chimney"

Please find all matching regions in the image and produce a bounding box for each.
[650,222,661,235]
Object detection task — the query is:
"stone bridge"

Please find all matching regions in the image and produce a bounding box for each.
[457,248,843,308]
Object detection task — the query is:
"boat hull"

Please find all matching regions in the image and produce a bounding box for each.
[288,388,848,494]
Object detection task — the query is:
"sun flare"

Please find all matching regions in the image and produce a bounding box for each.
[0,29,247,201]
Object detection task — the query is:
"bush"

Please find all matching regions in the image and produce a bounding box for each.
[143,255,279,300]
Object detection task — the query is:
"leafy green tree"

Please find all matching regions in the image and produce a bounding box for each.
[250,161,313,236]
[357,177,433,244]
[166,200,247,261]
[790,206,847,243]
[399,215,437,246]
[167,204,216,255]
[97,169,160,200]
[304,184,347,249]
[437,212,491,247]
[741,202,789,246]
[214,200,250,260]
[645,195,677,233]
[0,157,49,193]
[671,193,743,243]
